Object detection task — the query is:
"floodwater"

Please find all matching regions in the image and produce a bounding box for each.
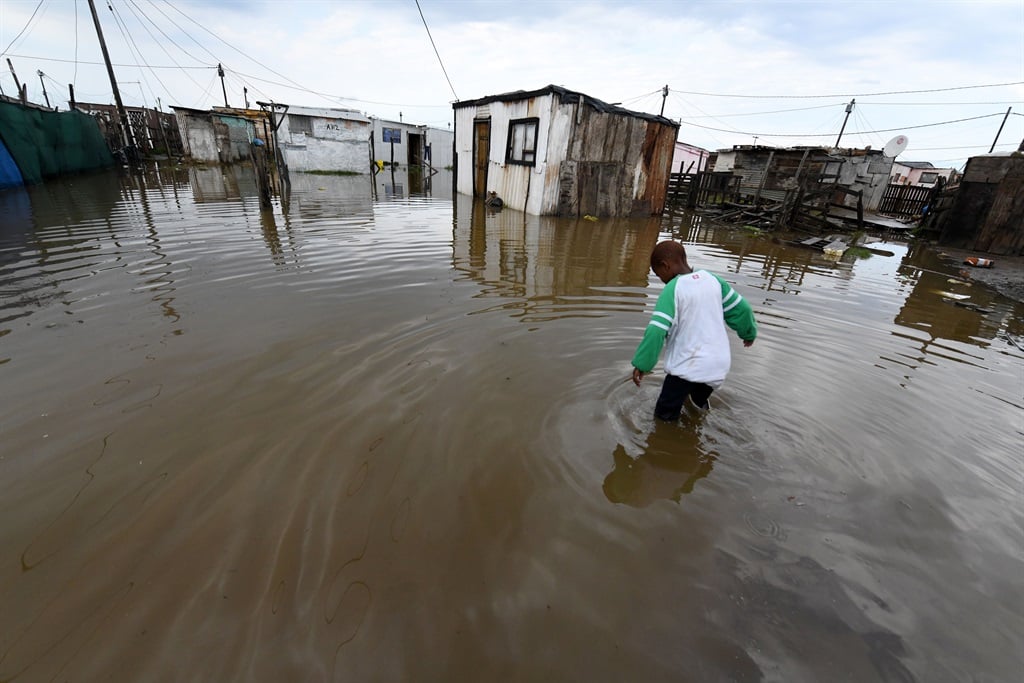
[1,164,1021,682]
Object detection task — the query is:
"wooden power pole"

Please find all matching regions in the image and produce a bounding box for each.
[87,0,137,161]
[835,99,855,148]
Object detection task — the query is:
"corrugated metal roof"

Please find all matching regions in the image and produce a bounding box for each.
[453,84,678,128]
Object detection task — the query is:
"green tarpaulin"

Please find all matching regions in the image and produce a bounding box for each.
[0,101,114,184]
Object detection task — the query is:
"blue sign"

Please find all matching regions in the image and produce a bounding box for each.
[382,127,401,143]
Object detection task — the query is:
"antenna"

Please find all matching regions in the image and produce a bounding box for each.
[883,135,908,158]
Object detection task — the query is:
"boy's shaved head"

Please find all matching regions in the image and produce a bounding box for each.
[651,240,687,267]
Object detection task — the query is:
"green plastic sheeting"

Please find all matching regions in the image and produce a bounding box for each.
[0,101,114,184]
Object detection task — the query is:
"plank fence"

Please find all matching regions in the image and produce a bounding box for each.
[879,184,934,218]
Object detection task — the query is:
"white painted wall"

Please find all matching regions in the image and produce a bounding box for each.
[454,92,569,214]
[672,142,710,173]
[278,106,371,173]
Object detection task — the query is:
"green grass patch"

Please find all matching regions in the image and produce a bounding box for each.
[304,169,363,176]
[845,246,873,259]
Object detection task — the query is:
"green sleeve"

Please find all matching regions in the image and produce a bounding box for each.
[631,277,678,372]
[713,273,757,342]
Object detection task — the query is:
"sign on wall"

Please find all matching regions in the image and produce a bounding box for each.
[382,127,401,143]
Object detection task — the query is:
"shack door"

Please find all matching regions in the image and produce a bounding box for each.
[473,119,490,197]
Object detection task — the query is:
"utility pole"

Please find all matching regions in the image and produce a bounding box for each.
[87,0,137,161]
[37,70,50,108]
[835,98,855,148]
[7,59,23,103]
[660,84,668,117]
[243,86,249,109]
[989,106,1012,153]
[218,63,229,107]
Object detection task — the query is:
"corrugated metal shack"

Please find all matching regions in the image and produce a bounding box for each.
[453,85,678,216]
[931,153,1024,255]
[370,118,454,171]
[171,107,255,164]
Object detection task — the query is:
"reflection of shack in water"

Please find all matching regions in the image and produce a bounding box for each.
[894,242,1020,347]
[189,164,258,203]
[664,210,855,294]
[452,194,660,321]
[373,166,454,199]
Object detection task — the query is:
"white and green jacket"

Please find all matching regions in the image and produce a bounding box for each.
[631,270,757,388]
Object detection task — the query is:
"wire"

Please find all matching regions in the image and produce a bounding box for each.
[157,0,340,102]
[225,68,451,107]
[122,0,206,93]
[1,0,46,57]
[682,102,846,119]
[910,143,1017,151]
[415,0,458,101]
[671,81,1024,100]
[107,0,174,105]
[678,112,1008,138]
[3,52,210,68]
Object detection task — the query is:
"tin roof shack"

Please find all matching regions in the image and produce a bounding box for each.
[890,161,957,187]
[211,106,272,143]
[171,107,254,164]
[370,119,454,171]
[932,154,1024,255]
[277,106,370,173]
[453,85,678,216]
[711,146,833,201]
[826,148,895,211]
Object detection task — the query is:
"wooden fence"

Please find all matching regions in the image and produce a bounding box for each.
[879,184,934,218]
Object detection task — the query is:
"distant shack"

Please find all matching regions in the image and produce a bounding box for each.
[453,85,678,217]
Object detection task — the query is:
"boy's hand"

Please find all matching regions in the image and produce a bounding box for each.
[743,339,754,347]
[632,367,646,386]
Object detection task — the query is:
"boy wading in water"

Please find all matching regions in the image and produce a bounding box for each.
[632,240,757,421]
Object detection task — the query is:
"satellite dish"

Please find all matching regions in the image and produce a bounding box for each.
[883,134,909,158]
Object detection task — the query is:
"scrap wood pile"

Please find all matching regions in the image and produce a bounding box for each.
[695,185,842,234]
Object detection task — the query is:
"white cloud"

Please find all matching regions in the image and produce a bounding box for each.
[0,0,1020,167]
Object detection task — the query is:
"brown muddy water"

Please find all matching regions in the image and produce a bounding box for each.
[1,165,1022,682]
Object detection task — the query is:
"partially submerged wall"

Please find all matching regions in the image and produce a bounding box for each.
[0,100,114,184]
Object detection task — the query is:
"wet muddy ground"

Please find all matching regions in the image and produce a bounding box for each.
[1,165,1021,681]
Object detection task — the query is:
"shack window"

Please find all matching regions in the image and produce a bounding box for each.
[289,114,313,135]
[919,172,938,184]
[506,118,538,166]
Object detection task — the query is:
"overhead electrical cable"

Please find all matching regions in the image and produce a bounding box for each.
[121,0,206,93]
[3,52,211,68]
[670,81,1024,100]
[157,0,343,103]
[1,0,47,57]
[106,0,176,105]
[143,0,224,66]
[226,68,451,108]
[414,0,458,101]
[682,102,846,119]
[678,112,1007,138]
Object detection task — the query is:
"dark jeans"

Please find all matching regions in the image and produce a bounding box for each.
[654,374,714,421]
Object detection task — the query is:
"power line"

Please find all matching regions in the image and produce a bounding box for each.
[122,0,206,93]
[226,68,451,108]
[415,0,457,101]
[3,52,211,68]
[158,0,337,102]
[1,0,47,57]
[678,112,1007,138]
[670,81,1024,100]
[681,102,846,119]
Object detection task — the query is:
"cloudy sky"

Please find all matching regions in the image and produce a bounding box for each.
[1,0,1021,169]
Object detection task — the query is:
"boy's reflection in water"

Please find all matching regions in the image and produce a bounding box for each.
[603,413,716,508]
